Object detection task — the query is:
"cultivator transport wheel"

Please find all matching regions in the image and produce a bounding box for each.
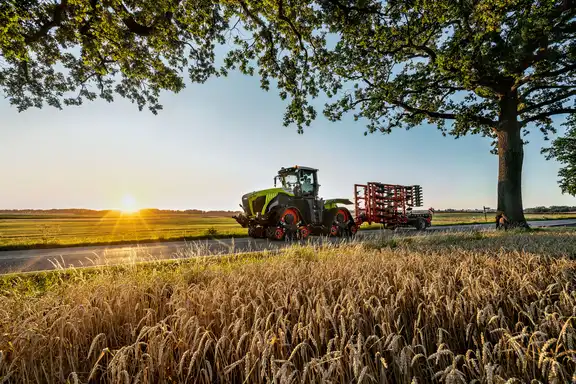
[415,218,427,231]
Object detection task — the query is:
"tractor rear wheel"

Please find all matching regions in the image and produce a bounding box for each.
[267,227,286,241]
[330,207,356,238]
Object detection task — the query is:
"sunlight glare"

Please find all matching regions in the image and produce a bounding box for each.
[121,194,139,214]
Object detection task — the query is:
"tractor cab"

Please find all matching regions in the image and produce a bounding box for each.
[274,166,319,199]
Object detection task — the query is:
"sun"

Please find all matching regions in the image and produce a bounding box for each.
[120,194,139,214]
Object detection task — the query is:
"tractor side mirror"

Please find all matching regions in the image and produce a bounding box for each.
[274,177,277,187]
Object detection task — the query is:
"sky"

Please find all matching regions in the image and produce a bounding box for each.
[1,58,574,211]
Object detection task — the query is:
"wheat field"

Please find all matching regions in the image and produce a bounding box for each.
[0,229,575,383]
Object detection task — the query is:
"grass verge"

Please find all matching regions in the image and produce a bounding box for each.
[0,229,575,383]
[0,231,250,252]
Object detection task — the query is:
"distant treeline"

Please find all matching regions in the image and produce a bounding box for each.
[524,206,576,213]
[0,208,239,216]
[439,206,576,213]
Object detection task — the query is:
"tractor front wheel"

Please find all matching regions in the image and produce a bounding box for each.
[268,207,302,241]
[248,226,266,238]
[265,226,286,241]
[298,225,311,240]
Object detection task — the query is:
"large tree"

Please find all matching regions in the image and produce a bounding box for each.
[1,0,575,227]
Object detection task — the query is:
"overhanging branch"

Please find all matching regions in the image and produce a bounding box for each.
[515,63,576,89]
[520,108,576,127]
[395,100,496,126]
[118,2,175,36]
[320,0,385,18]
[23,0,68,44]
[237,1,295,86]
[519,90,576,114]
[238,0,279,69]
[521,84,576,98]
[277,0,311,58]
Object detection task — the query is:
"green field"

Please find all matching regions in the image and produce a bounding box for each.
[1,229,575,382]
[0,210,575,250]
[0,212,244,250]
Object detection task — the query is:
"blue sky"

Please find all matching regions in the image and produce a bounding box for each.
[1,61,574,211]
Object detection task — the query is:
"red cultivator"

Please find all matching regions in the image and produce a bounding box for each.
[354,182,434,230]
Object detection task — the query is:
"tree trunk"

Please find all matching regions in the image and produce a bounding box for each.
[496,93,529,228]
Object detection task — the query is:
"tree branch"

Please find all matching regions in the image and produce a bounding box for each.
[394,100,496,126]
[516,23,550,74]
[237,0,292,82]
[23,0,68,44]
[238,1,271,39]
[277,0,309,54]
[407,39,438,62]
[519,90,576,114]
[521,84,576,98]
[78,0,98,38]
[320,0,385,18]
[517,46,549,73]
[117,2,176,36]
[515,63,576,89]
[520,108,576,127]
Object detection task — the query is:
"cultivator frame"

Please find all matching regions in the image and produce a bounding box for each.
[354,182,432,230]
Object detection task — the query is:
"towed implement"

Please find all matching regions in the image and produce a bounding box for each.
[233,165,434,240]
[354,183,434,230]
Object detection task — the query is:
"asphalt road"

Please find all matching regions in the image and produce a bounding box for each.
[1,219,575,275]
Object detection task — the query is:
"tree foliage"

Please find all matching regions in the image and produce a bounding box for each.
[2,1,574,132]
[224,0,576,147]
[542,116,576,196]
[0,0,230,113]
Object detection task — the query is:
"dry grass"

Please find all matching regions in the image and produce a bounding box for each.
[0,230,576,383]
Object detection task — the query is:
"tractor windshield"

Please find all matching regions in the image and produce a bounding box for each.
[280,172,299,193]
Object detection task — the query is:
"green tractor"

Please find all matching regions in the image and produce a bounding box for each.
[233,166,358,240]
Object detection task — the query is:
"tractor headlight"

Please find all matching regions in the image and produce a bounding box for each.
[241,196,250,214]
